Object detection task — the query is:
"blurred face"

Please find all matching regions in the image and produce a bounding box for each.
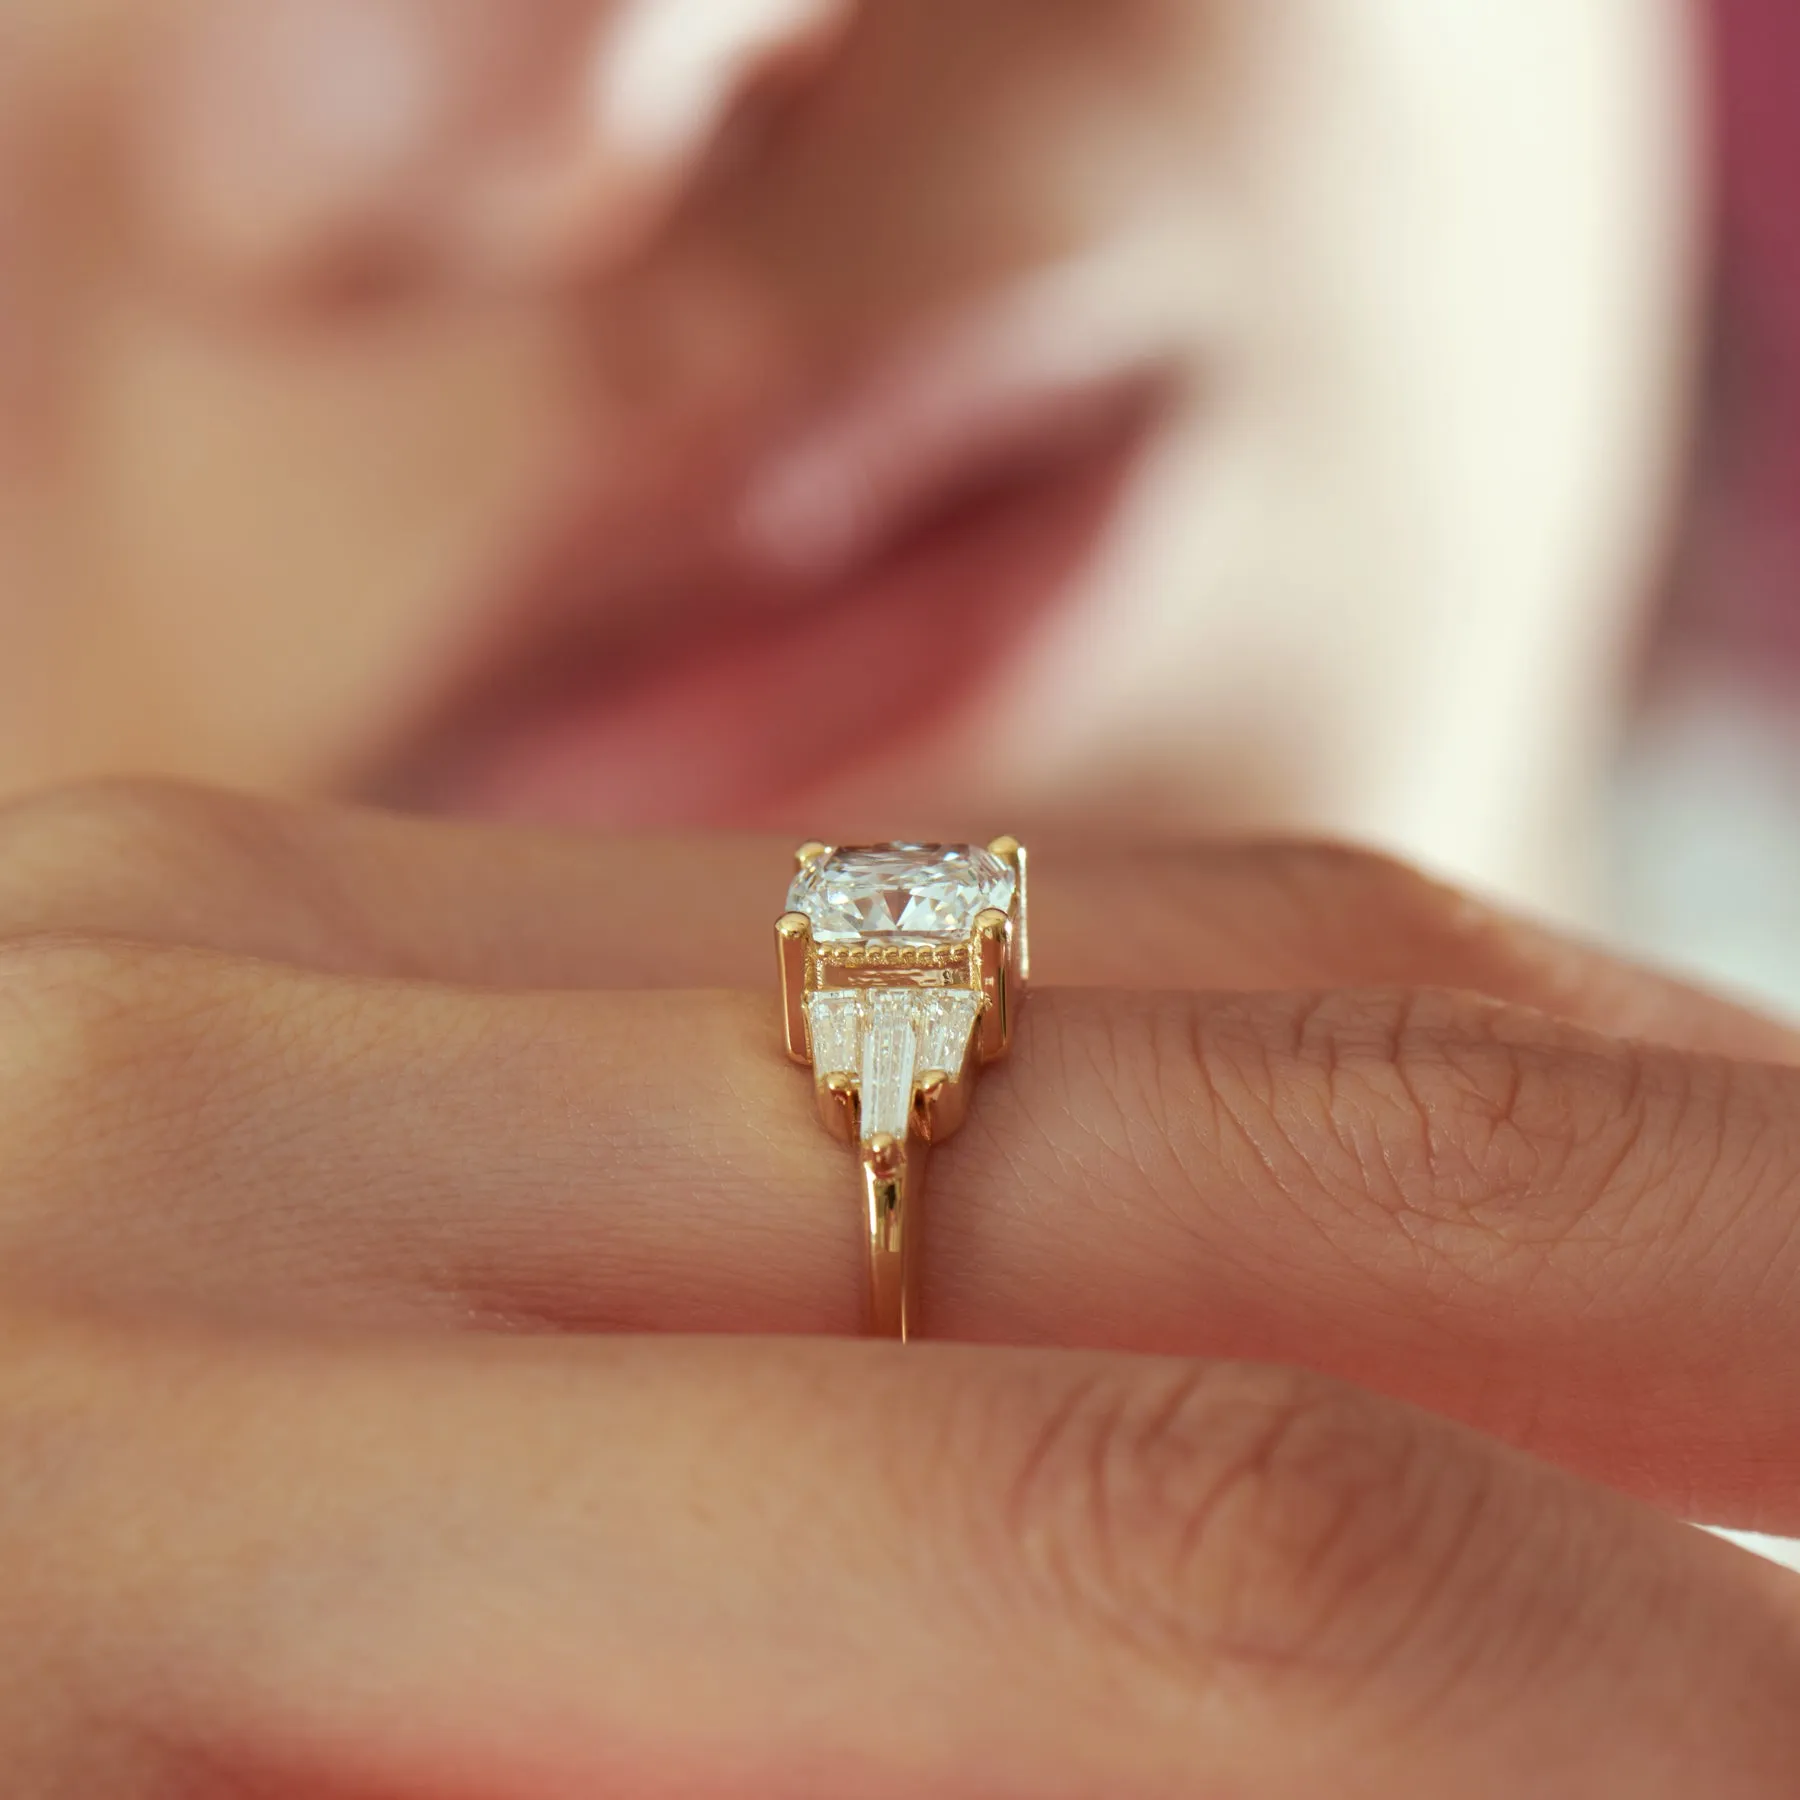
[0,1,1698,884]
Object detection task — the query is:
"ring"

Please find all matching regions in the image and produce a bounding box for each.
[776,839,1029,1341]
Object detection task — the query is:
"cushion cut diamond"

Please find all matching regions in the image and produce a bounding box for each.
[787,844,1016,947]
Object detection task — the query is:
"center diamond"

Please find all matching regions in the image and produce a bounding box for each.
[788,844,1017,947]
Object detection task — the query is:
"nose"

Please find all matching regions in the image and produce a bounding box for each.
[135,0,856,296]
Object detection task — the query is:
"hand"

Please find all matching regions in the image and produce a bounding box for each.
[0,781,1796,1796]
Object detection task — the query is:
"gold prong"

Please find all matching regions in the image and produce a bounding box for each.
[974,907,1013,1063]
[865,1132,905,1176]
[776,911,812,1064]
[795,841,833,870]
[988,836,1030,988]
[913,1068,971,1143]
[817,1071,861,1143]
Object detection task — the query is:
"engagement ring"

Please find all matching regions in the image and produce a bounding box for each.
[776,840,1029,1341]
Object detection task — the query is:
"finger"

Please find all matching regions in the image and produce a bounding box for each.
[1032,837,1800,1062]
[6,940,1800,1525]
[1,781,1791,1060]
[0,779,798,988]
[13,1322,1799,1799]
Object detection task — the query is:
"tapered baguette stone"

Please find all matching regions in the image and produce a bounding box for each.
[807,991,864,1077]
[915,991,982,1073]
[862,992,920,1143]
[804,988,984,1137]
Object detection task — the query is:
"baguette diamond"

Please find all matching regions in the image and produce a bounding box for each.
[807,991,864,1076]
[862,992,920,1142]
[803,988,985,1140]
[915,990,982,1074]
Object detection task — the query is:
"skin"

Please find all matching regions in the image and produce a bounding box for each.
[1,5,1791,1792]
[0,0,1698,907]
[0,781,1799,1794]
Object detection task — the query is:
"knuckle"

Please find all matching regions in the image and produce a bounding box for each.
[1204,986,1646,1233]
[0,779,251,938]
[0,931,153,1050]
[1269,839,1447,904]
[1192,985,1733,1345]
[1255,842,1590,1003]
[1261,842,1481,944]
[0,937,261,1198]
[0,937,169,1137]
[991,1360,1482,1691]
[1376,990,1598,1196]
[1364,990,1665,1241]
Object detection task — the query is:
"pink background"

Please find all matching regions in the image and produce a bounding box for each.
[1693,0,1800,673]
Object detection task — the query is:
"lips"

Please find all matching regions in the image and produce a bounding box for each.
[376,289,1179,828]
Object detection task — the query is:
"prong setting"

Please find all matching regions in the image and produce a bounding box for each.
[818,1071,861,1142]
[913,1068,970,1142]
[776,910,812,1064]
[986,835,1029,988]
[974,907,1015,1063]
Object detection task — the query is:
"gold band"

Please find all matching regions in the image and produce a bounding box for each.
[861,1132,922,1340]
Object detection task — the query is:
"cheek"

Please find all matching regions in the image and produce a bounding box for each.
[695,0,1219,335]
[0,2,126,698]
[80,307,578,768]
[0,20,93,483]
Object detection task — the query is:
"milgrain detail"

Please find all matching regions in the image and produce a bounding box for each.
[809,942,978,994]
[810,942,969,970]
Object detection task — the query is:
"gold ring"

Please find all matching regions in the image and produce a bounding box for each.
[776,839,1029,1342]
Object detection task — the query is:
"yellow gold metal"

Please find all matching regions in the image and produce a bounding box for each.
[861,1132,922,1340]
[913,1068,970,1144]
[974,907,1014,1064]
[776,911,813,1064]
[812,938,968,987]
[780,839,1028,1345]
[988,835,1030,986]
[817,1071,861,1143]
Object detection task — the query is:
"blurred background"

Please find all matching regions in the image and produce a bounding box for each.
[1618,0,1800,1015]
[0,0,1793,1012]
